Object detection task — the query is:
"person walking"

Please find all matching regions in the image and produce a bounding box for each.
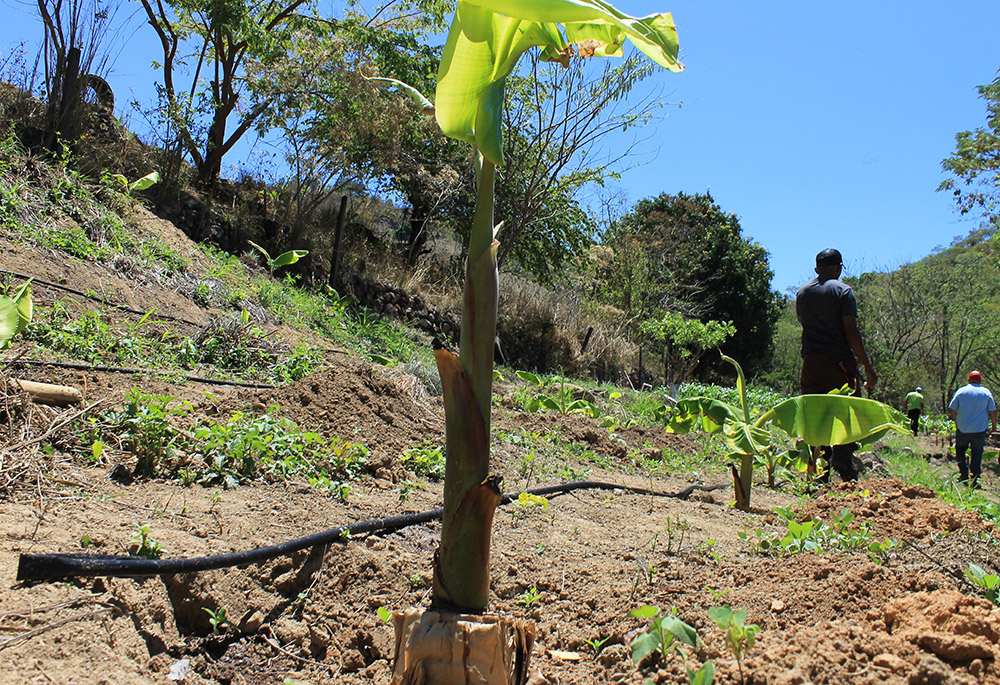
[947,371,997,485]
[905,386,925,436]
[796,248,877,481]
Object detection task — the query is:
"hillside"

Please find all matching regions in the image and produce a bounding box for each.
[4,184,1000,684]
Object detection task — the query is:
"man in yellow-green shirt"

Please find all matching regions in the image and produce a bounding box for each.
[905,387,924,436]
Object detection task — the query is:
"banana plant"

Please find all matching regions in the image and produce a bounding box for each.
[666,354,907,511]
[0,280,32,350]
[376,0,682,613]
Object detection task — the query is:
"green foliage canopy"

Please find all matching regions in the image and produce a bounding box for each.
[599,191,780,378]
[939,71,1000,232]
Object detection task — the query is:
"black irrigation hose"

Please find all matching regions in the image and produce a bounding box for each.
[0,270,202,328]
[7,359,278,389]
[16,480,724,582]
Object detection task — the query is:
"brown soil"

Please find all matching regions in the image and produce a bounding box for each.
[3,212,1000,684]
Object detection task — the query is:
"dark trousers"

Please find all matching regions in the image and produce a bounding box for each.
[907,408,921,436]
[955,430,987,482]
[800,352,860,479]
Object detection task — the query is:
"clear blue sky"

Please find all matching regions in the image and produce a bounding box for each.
[2,1,998,293]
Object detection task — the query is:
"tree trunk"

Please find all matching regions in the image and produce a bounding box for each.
[391,608,535,685]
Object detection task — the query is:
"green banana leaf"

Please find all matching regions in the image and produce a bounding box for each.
[436,0,683,165]
[0,297,18,349]
[666,397,742,434]
[0,280,32,349]
[758,394,907,447]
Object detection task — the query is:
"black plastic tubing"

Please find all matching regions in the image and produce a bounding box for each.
[16,480,722,582]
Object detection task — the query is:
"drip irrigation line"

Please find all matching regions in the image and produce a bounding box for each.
[1,269,202,328]
[16,480,724,582]
[7,359,278,389]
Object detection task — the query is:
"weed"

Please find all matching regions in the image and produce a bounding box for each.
[408,574,424,591]
[376,606,393,624]
[510,491,550,526]
[399,443,446,480]
[129,524,164,559]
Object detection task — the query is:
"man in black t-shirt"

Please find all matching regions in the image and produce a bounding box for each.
[796,248,878,481]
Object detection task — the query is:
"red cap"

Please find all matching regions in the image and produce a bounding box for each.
[970,370,982,383]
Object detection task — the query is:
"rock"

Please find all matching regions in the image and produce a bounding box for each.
[872,653,909,673]
[238,610,264,635]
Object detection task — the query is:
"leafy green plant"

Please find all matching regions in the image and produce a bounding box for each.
[510,491,550,526]
[247,240,309,276]
[399,443,446,480]
[707,605,759,683]
[965,563,1000,604]
[377,606,394,624]
[628,605,698,665]
[202,606,229,635]
[667,354,907,510]
[129,524,164,559]
[109,170,160,195]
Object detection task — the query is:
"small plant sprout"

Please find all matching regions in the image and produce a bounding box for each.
[517,586,543,608]
[582,635,611,657]
[704,586,732,603]
[965,563,1000,604]
[708,605,759,682]
[628,605,698,666]
[377,606,394,624]
[408,574,424,591]
[129,524,164,559]
[202,606,228,635]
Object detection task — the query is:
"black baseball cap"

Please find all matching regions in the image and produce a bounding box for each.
[815,248,843,267]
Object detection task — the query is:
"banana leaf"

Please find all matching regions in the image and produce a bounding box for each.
[757,394,907,447]
[436,0,683,165]
[666,397,741,434]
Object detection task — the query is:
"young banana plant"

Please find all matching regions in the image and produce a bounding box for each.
[667,354,907,510]
[375,0,683,613]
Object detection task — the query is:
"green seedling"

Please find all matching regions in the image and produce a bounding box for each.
[582,635,611,657]
[628,605,698,665]
[868,538,902,565]
[377,606,394,624]
[202,606,228,635]
[708,605,759,682]
[517,586,543,608]
[247,240,309,276]
[965,563,1000,604]
[408,574,424,591]
[687,661,716,685]
[704,586,732,602]
[129,524,163,559]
